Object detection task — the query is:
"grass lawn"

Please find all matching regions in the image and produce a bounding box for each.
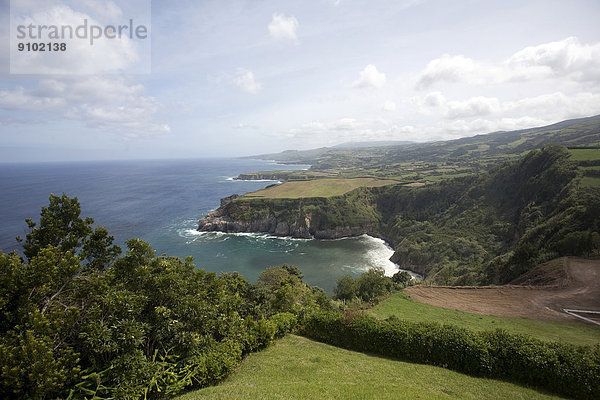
[177,335,562,400]
[242,177,399,199]
[581,176,600,188]
[369,292,600,346]
[568,148,600,161]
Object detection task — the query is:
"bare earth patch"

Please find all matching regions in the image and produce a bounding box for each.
[405,258,600,322]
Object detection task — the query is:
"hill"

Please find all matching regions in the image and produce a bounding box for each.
[250,115,600,169]
[177,335,561,400]
[238,115,600,182]
[370,289,600,346]
[200,146,600,284]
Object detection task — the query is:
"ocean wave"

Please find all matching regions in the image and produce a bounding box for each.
[178,229,310,242]
[176,226,421,279]
[359,234,423,279]
[225,177,282,183]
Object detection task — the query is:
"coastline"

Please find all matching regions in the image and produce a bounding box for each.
[195,218,422,279]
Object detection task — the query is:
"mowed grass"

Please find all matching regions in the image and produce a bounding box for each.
[568,148,600,161]
[242,178,399,199]
[177,335,562,400]
[581,176,600,188]
[369,292,600,346]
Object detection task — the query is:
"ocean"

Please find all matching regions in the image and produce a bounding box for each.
[0,158,402,293]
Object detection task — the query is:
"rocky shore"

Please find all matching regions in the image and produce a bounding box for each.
[197,194,378,239]
[198,207,378,239]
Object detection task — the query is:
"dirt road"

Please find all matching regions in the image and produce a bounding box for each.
[405,258,600,322]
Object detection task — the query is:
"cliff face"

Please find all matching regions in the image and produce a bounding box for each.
[198,190,381,239]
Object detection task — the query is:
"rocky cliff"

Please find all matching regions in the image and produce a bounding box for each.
[198,190,381,239]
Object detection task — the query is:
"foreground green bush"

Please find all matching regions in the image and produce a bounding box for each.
[0,194,302,399]
[302,311,600,399]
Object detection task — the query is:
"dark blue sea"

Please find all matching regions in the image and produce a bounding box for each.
[0,158,400,292]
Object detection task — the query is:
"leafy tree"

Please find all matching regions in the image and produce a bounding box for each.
[18,193,121,267]
[257,266,296,290]
[392,270,412,286]
[334,275,357,301]
[555,230,600,257]
[502,243,539,283]
[355,267,391,302]
[1,195,305,399]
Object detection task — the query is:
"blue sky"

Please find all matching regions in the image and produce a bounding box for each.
[1,0,599,162]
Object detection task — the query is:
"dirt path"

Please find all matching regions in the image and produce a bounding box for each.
[405,258,600,322]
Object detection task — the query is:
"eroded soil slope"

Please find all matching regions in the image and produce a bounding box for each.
[405,258,600,322]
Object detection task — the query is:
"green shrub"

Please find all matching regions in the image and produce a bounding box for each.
[301,311,599,399]
[270,312,298,338]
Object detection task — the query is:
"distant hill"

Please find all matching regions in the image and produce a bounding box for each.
[245,141,414,164]
[247,115,600,169]
[332,140,415,149]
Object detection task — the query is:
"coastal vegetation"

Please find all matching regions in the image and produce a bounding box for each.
[201,145,600,284]
[1,194,599,399]
[301,311,599,399]
[242,177,400,199]
[370,292,600,346]
[0,195,323,399]
[177,335,563,400]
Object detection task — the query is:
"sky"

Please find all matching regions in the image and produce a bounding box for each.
[1,0,599,162]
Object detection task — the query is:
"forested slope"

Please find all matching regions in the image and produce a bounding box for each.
[376,146,600,284]
[202,146,600,285]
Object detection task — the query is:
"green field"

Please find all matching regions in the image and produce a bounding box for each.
[178,335,562,400]
[568,148,600,161]
[242,177,400,199]
[369,292,600,346]
[581,176,600,188]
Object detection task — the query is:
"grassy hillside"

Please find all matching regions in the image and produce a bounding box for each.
[242,178,400,199]
[369,292,600,346]
[178,335,562,400]
[242,116,600,183]
[569,147,600,188]
[249,115,600,170]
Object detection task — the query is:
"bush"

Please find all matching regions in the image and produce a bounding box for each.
[0,195,314,399]
[270,312,298,338]
[301,311,600,399]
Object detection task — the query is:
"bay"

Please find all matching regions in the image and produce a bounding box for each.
[0,158,401,293]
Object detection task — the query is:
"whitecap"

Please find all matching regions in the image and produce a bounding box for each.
[232,179,282,183]
[359,234,422,279]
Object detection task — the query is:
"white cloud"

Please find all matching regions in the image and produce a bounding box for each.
[0,87,66,111]
[0,77,169,136]
[382,101,397,112]
[503,92,600,119]
[417,55,490,89]
[445,96,501,119]
[507,37,600,82]
[279,117,419,147]
[79,0,123,20]
[415,90,600,125]
[234,70,262,94]
[441,117,547,137]
[66,104,170,136]
[424,92,445,107]
[352,64,386,89]
[10,4,144,74]
[417,37,600,89]
[232,123,258,130]
[268,13,299,41]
